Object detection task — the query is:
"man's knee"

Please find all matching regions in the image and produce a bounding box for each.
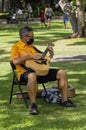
[28,72,36,78]
[27,73,37,82]
[56,69,67,79]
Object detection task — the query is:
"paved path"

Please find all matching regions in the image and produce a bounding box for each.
[51,54,86,62]
[0,18,41,26]
[0,17,62,26]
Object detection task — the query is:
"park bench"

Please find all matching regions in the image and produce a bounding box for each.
[15,13,29,23]
[7,13,29,24]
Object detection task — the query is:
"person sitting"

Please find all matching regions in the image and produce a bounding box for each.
[27,3,33,21]
[16,8,23,14]
[10,26,76,115]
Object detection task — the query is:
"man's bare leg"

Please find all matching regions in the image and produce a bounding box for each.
[27,73,38,104]
[56,69,68,102]
[27,73,39,114]
[56,69,76,107]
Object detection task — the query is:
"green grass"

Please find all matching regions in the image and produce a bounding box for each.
[0,20,86,130]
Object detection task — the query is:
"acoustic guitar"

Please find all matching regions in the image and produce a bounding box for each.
[25,43,54,76]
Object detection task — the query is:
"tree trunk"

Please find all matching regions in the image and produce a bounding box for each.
[2,0,4,12]
[76,0,86,37]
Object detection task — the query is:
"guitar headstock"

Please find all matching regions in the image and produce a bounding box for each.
[41,42,54,58]
[48,43,55,47]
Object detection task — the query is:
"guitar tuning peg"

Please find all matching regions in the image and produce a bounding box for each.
[48,42,55,46]
[50,42,54,46]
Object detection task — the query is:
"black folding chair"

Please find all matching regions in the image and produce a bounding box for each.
[9,61,47,108]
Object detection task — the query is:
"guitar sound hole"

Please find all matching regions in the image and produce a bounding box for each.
[35,59,47,64]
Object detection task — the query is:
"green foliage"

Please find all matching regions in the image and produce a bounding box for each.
[0,20,86,130]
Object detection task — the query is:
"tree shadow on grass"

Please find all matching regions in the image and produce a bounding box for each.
[0,49,8,54]
[67,40,86,46]
[6,33,68,47]
[0,49,10,62]
[0,22,72,47]
[51,61,86,91]
[0,56,9,62]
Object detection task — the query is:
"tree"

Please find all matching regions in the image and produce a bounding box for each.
[76,0,86,37]
[59,0,86,38]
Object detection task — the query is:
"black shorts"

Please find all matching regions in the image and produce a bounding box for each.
[46,16,52,19]
[20,68,59,83]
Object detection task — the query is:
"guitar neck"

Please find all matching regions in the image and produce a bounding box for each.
[41,47,49,58]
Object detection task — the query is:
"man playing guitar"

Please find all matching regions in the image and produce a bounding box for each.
[10,26,76,114]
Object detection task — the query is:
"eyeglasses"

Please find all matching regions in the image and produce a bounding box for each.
[25,35,34,38]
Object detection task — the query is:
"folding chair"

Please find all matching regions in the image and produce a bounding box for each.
[9,61,47,108]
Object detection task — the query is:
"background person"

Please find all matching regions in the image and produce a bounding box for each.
[54,1,60,18]
[45,4,55,28]
[27,3,33,21]
[62,13,68,29]
[40,9,47,27]
[16,8,23,14]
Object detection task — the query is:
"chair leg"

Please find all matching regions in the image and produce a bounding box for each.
[42,83,48,96]
[9,82,14,104]
[18,84,29,108]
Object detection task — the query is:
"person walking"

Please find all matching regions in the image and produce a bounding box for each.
[62,13,68,29]
[40,9,47,27]
[45,4,55,28]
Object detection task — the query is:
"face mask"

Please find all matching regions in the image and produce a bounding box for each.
[27,38,34,45]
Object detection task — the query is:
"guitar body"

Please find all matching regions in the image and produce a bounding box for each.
[25,56,50,76]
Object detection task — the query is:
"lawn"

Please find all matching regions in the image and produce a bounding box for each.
[0,20,86,130]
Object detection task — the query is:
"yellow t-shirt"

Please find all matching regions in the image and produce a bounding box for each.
[10,40,38,80]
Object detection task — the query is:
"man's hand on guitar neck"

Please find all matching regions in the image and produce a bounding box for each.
[48,45,54,58]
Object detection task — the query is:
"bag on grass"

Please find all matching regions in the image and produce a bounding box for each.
[41,88,61,103]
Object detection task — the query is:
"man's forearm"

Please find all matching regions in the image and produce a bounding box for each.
[12,54,33,65]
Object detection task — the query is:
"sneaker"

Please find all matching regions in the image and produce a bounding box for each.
[60,100,77,108]
[29,103,39,115]
[47,25,50,28]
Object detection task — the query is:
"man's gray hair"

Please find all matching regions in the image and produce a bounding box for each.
[19,26,33,38]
